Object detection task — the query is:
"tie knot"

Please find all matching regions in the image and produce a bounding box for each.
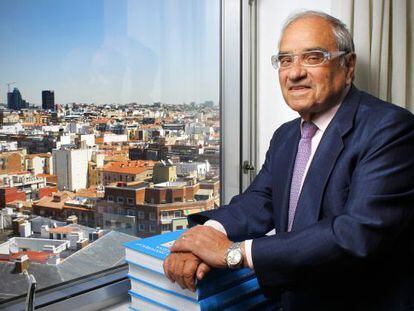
[301,121,318,139]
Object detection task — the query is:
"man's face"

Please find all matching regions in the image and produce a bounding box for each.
[278,16,355,120]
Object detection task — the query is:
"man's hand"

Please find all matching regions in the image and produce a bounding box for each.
[163,252,211,292]
[171,226,233,269]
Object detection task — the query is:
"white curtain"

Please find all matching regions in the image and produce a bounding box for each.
[331,0,414,111]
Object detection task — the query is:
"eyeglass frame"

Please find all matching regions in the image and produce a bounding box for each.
[271,50,348,69]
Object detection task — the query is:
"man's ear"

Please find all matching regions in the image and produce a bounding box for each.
[345,53,357,84]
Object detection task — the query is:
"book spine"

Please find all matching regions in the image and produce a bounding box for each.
[198,278,261,311]
[126,259,164,275]
[197,268,255,300]
[129,290,177,311]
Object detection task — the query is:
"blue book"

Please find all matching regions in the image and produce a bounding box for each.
[124,230,185,275]
[124,230,256,300]
[129,275,261,311]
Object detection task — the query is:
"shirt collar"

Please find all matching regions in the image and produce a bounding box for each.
[310,103,341,133]
[301,85,350,133]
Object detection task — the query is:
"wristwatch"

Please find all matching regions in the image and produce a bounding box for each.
[225,242,243,269]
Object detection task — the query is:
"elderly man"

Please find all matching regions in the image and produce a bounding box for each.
[163,10,414,311]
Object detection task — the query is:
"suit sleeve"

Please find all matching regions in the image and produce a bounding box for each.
[188,126,284,241]
[252,109,414,295]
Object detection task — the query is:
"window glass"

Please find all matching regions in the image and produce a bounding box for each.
[149,212,156,221]
[0,0,220,302]
[138,211,145,219]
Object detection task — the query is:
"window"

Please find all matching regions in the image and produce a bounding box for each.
[0,0,223,307]
[161,224,170,231]
[161,211,168,218]
[174,211,182,218]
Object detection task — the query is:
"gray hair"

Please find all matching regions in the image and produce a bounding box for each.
[279,10,355,54]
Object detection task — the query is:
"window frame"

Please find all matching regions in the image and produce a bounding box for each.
[0,1,251,309]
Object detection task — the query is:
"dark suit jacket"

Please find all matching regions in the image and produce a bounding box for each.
[189,86,414,311]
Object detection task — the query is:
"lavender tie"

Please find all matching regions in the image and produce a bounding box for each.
[288,121,318,231]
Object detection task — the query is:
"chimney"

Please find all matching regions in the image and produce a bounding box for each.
[77,238,89,250]
[90,228,104,241]
[46,253,61,265]
[66,215,78,224]
[12,218,25,236]
[15,254,29,273]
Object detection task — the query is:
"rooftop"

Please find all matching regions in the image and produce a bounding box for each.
[102,160,156,174]
[0,231,136,301]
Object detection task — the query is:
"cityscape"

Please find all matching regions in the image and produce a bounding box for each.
[0,87,220,300]
[0,0,221,302]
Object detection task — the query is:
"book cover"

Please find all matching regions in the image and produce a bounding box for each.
[124,230,185,274]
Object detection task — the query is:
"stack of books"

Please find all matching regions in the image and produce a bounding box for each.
[124,230,270,310]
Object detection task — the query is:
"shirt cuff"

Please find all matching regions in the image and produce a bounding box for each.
[204,220,227,235]
[244,239,254,269]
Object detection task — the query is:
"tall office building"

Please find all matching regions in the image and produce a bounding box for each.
[7,88,29,111]
[42,90,55,110]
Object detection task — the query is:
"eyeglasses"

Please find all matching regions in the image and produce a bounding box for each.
[271,50,347,69]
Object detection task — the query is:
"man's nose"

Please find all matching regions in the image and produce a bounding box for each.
[286,59,307,81]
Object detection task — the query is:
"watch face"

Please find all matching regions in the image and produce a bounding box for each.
[228,249,242,266]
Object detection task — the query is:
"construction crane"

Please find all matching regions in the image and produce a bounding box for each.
[6,82,16,93]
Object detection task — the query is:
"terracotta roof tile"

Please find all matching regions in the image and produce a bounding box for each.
[102,160,155,174]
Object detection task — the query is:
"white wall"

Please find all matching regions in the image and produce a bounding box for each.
[70,149,89,191]
[32,157,46,175]
[53,149,89,191]
[256,0,331,166]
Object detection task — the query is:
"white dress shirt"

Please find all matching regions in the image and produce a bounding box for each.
[205,100,343,269]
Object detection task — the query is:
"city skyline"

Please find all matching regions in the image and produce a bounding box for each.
[0,0,220,106]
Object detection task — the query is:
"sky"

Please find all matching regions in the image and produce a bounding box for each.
[0,0,220,106]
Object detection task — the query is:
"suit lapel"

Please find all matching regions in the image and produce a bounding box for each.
[273,120,301,233]
[290,85,361,231]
